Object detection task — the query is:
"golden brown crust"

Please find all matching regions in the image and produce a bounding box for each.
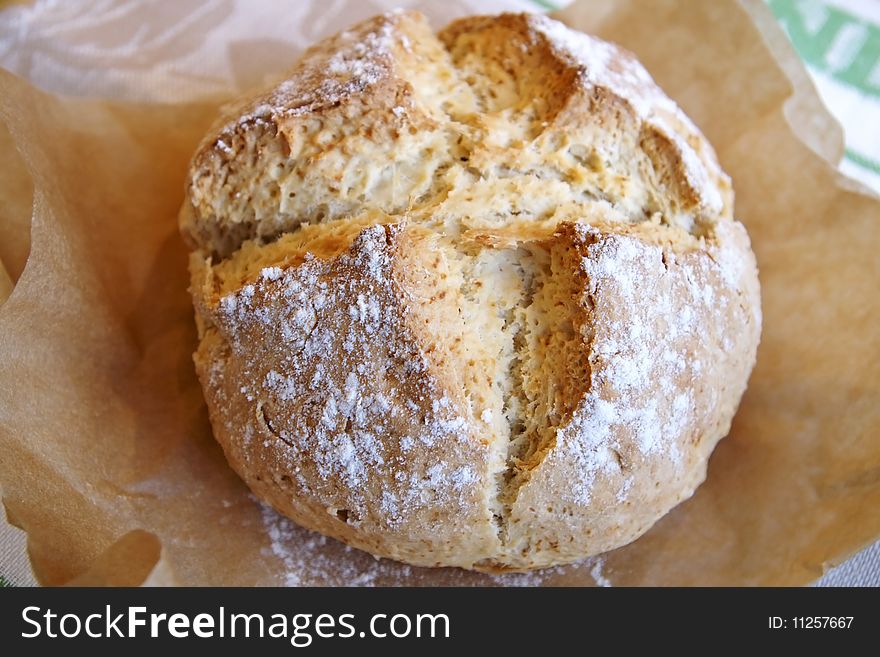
[495,221,760,569]
[181,10,733,258]
[183,11,761,571]
[182,11,445,257]
[194,225,501,568]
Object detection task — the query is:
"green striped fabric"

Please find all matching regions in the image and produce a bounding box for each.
[769,0,880,98]
[769,0,880,180]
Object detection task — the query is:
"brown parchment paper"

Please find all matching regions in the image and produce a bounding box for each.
[0,0,878,586]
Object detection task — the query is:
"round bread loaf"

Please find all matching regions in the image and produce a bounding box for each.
[181,11,761,571]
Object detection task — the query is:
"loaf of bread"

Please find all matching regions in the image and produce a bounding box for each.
[181,11,761,571]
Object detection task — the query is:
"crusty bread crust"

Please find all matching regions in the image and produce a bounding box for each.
[183,11,761,570]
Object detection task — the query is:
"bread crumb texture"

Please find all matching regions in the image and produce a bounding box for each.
[183,11,761,570]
